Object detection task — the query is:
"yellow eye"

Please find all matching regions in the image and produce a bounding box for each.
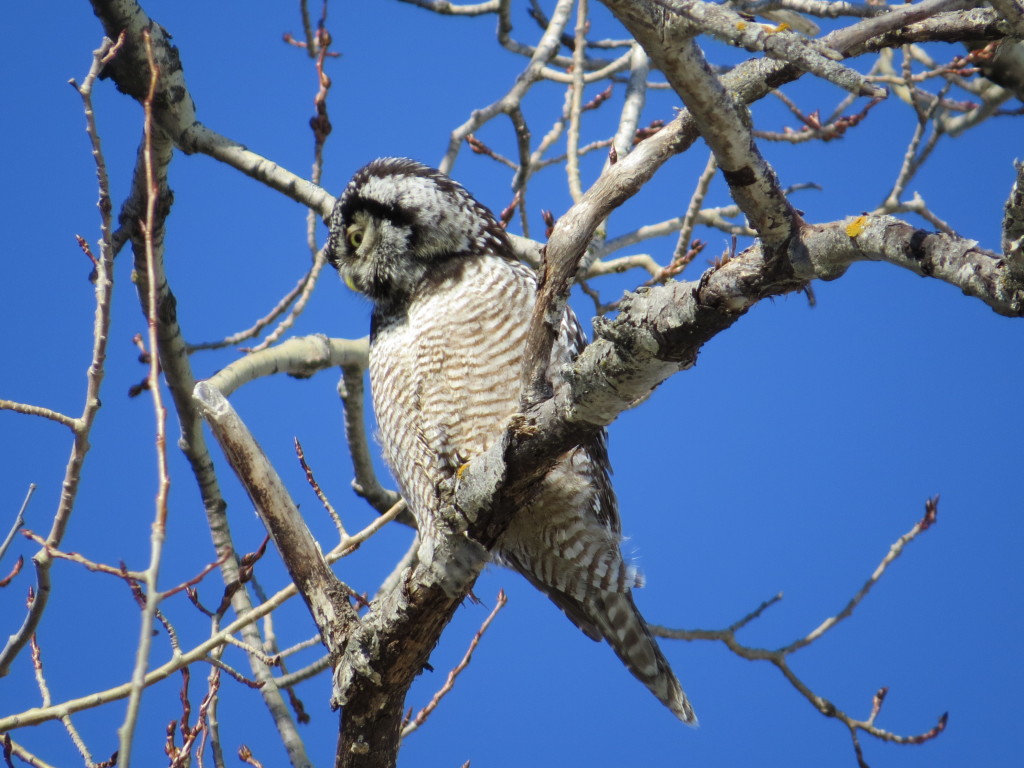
[348,229,364,248]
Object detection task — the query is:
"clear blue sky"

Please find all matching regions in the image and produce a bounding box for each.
[2,2,1021,767]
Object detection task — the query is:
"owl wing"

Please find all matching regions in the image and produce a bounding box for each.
[496,303,696,723]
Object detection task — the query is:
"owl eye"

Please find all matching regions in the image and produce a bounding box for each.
[348,229,364,248]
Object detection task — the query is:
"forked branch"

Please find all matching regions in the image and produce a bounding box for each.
[653,498,945,765]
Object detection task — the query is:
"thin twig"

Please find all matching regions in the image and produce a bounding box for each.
[204,655,226,768]
[441,0,574,174]
[652,498,944,750]
[254,16,335,353]
[673,151,717,265]
[0,485,34,565]
[0,401,78,430]
[119,31,173,765]
[566,0,588,203]
[20,531,146,580]
[295,437,346,535]
[221,634,281,668]
[0,33,123,678]
[884,192,958,237]
[274,654,332,689]
[0,497,403,731]
[401,590,508,738]
[160,553,233,600]
[276,634,325,660]
[728,592,783,632]
[883,79,950,209]
[782,496,939,654]
[186,268,317,352]
[1,737,60,768]
[204,656,266,689]
[32,635,100,767]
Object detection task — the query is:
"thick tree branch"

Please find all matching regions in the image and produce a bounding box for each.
[199,334,412,524]
[91,0,196,143]
[332,539,486,768]
[1003,160,1024,278]
[185,125,336,218]
[90,0,335,219]
[0,501,403,735]
[519,109,700,406]
[116,99,315,768]
[602,1,802,252]
[88,5,331,763]
[989,0,1024,38]
[202,335,368,395]
[327,205,1019,768]
[397,0,500,16]
[653,0,882,97]
[194,383,358,665]
[516,0,987,411]
[463,216,1020,561]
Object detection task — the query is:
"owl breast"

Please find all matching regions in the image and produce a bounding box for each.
[369,255,537,529]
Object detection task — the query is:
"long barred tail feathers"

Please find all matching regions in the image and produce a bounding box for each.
[595,591,697,724]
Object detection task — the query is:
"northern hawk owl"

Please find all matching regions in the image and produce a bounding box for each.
[325,157,694,723]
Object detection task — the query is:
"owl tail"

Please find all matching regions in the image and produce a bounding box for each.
[592,591,698,725]
[536,577,697,724]
[510,554,696,723]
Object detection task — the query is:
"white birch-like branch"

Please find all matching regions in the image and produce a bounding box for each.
[202,335,368,396]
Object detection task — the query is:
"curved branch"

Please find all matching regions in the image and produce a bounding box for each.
[202,335,368,396]
[397,0,500,14]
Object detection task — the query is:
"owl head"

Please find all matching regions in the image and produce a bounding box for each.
[325,157,512,309]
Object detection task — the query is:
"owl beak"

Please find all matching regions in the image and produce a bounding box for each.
[342,271,358,292]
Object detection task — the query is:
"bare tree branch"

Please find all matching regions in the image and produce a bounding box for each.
[441,0,576,175]
[400,590,508,739]
[0,36,122,679]
[203,335,368,395]
[193,380,358,664]
[338,365,409,524]
[652,498,945,756]
[118,34,173,763]
[604,2,802,252]
[0,486,34,568]
[398,0,500,15]
[0,497,401,734]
